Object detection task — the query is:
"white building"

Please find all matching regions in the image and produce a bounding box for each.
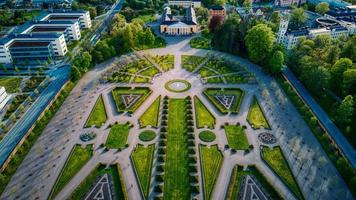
[38,10,92,29]
[0,33,67,64]
[17,20,81,41]
[160,6,198,35]
[168,0,201,8]
[0,87,10,112]
[277,14,352,49]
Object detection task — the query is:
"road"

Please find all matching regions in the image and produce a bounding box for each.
[283,67,356,169]
[0,65,70,168]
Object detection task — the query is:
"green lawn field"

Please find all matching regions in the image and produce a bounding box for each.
[85,95,107,128]
[247,97,270,129]
[200,145,223,200]
[199,131,216,142]
[0,77,22,93]
[261,147,303,199]
[164,99,191,199]
[194,96,215,129]
[50,145,93,199]
[139,96,160,128]
[224,125,249,150]
[139,130,156,142]
[131,144,155,198]
[105,123,131,149]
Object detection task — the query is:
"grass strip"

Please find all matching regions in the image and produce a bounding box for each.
[200,145,223,200]
[131,144,155,198]
[105,123,131,149]
[224,125,249,150]
[194,96,215,129]
[84,95,107,128]
[139,96,160,128]
[247,97,270,129]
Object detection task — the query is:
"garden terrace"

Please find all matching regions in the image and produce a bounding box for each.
[224,125,249,150]
[203,88,244,114]
[139,96,160,128]
[131,144,155,198]
[50,144,93,199]
[149,54,174,72]
[164,98,191,199]
[200,145,223,200]
[194,96,215,129]
[181,55,206,72]
[68,164,127,200]
[84,95,107,128]
[111,87,152,114]
[226,165,282,200]
[247,97,270,129]
[261,146,303,200]
[105,123,131,149]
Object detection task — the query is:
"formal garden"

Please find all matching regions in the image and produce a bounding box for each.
[44,52,311,200]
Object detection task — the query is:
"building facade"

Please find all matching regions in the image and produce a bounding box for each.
[208,5,226,20]
[38,10,92,29]
[277,14,353,49]
[167,0,201,8]
[0,87,10,112]
[17,21,81,41]
[274,0,306,7]
[160,6,198,35]
[0,33,67,63]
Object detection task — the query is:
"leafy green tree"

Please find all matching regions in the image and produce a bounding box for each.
[290,8,306,27]
[340,35,356,62]
[71,65,82,81]
[315,2,329,15]
[243,0,252,9]
[300,66,330,96]
[245,24,275,63]
[330,58,352,94]
[336,95,354,126]
[268,50,284,74]
[343,69,356,96]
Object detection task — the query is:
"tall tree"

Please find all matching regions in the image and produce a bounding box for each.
[208,16,224,33]
[335,95,354,126]
[268,50,284,74]
[343,69,356,96]
[330,58,353,95]
[290,7,306,27]
[245,24,275,63]
[315,2,330,15]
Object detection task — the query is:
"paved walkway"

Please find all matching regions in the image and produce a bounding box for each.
[1,36,353,200]
[283,67,356,169]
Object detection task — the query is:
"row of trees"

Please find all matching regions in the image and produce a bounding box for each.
[288,35,356,147]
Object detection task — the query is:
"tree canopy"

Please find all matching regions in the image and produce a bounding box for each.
[245,24,275,63]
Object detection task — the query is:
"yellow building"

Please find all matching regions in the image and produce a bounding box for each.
[160,6,198,35]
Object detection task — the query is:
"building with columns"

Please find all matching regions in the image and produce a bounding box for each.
[160,6,198,35]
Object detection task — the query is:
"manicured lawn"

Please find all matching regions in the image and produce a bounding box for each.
[85,95,107,128]
[0,77,22,93]
[247,97,270,129]
[189,37,211,49]
[50,145,93,199]
[200,145,223,200]
[151,55,174,71]
[261,146,303,199]
[164,99,191,199]
[68,164,127,200]
[109,59,153,82]
[203,88,244,114]
[181,55,206,72]
[224,125,249,150]
[199,131,216,142]
[111,87,152,113]
[226,165,283,200]
[131,144,155,198]
[132,76,150,83]
[139,130,156,142]
[198,67,217,78]
[139,96,160,128]
[105,123,131,149]
[194,96,215,129]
